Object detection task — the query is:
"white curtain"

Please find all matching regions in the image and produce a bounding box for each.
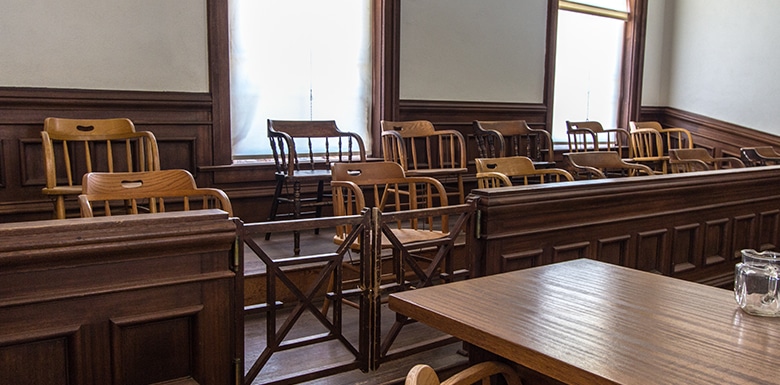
[229,1,372,157]
[552,10,625,142]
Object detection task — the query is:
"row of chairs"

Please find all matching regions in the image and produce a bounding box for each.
[41,117,233,219]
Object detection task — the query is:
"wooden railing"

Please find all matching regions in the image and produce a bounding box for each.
[0,210,239,385]
[470,166,780,287]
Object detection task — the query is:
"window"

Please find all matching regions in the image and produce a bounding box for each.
[229,1,372,158]
[552,0,630,143]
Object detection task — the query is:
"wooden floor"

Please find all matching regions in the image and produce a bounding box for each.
[243,228,469,385]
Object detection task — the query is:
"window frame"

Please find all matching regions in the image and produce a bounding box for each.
[208,0,646,164]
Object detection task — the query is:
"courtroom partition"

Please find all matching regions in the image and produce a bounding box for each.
[0,210,240,385]
[469,166,780,287]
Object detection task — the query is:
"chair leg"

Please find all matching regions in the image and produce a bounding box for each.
[265,178,285,240]
[314,180,324,235]
[293,181,301,255]
[54,196,66,219]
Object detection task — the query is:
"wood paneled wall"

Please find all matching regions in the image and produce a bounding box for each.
[1,86,779,224]
[0,210,239,385]
[470,166,780,287]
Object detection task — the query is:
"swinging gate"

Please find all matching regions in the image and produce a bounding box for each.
[239,200,477,384]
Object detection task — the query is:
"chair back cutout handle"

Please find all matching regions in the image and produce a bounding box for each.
[120,180,144,189]
[76,125,95,132]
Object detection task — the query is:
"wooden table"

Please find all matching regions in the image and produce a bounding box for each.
[389,259,780,385]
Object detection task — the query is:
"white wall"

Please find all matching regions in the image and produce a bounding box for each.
[399,0,547,103]
[643,0,780,135]
[0,0,209,92]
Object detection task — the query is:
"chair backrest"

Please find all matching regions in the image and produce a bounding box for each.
[670,147,745,171]
[330,161,449,245]
[630,120,694,153]
[267,119,367,176]
[565,151,654,179]
[381,120,467,172]
[629,128,665,159]
[42,117,160,189]
[668,148,711,173]
[474,156,573,188]
[473,120,553,162]
[566,120,630,157]
[741,146,780,167]
[405,361,522,385]
[79,169,233,217]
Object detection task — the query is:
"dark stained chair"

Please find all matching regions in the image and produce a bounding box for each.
[473,120,555,167]
[740,146,780,167]
[267,119,366,254]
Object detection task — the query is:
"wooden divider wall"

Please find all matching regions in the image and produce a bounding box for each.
[470,166,780,287]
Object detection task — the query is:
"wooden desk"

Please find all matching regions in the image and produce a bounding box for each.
[389,259,780,385]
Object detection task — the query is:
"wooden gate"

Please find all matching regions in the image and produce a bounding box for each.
[240,200,477,384]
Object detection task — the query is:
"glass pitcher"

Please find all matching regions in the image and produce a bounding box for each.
[735,249,780,316]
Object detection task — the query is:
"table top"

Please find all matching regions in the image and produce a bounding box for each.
[389,259,780,385]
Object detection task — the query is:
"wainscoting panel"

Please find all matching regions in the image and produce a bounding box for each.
[473,166,780,288]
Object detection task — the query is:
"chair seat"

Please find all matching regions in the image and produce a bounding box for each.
[334,228,449,250]
[405,168,468,177]
[276,169,332,181]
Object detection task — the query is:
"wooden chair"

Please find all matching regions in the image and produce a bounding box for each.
[628,128,669,174]
[79,169,232,217]
[629,120,694,154]
[405,361,522,385]
[566,120,630,158]
[473,120,555,167]
[381,120,467,204]
[41,117,160,219]
[267,119,366,254]
[669,148,744,173]
[564,151,654,179]
[740,146,780,166]
[475,156,573,188]
[325,161,458,312]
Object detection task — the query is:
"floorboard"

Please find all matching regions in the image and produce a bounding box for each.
[243,228,469,384]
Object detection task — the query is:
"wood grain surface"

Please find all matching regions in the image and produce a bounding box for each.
[390,259,780,385]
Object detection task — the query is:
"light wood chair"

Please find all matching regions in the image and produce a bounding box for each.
[740,146,780,166]
[566,120,630,158]
[669,148,744,173]
[475,156,573,188]
[41,117,160,219]
[382,120,468,204]
[325,161,456,313]
[473,120,555,168]
[565,151,654,179]
[405,361,522,385]
[79,169,232,217]
[628,128,669,174]
[629,120,694,154]
[267,119,366,254]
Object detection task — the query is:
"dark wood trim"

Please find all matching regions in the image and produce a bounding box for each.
[544,0,560,132]
[642,106,780,158]
[207,0,232,166]
[620,0,648,126]
[471,166,780,287]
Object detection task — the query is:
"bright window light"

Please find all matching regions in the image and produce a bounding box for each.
[229,1,372,157]
[552,9,625,143]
